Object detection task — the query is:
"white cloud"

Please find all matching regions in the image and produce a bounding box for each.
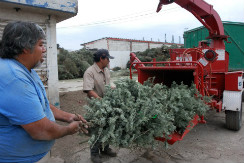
[57,0,244,50]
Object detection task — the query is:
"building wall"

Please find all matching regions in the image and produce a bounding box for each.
[132,42,149,52]
[45,18,60,107]
[109,40,130,51]
[0,7,48,23]
[84,38,182,69]
[150,43,167,48]
[109,51,130,69]
[107,40,130,69]
[85,39,108,50]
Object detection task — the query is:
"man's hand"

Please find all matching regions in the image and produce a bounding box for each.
[111,82,116,89]
[68,121,88,135]
[68,113,89,133]
[68,113,87,123]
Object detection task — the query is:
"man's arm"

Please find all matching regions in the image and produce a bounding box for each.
[49,104,87,123]
[87,90,101,99]
[21,117,84,141]
[21,105,88,141]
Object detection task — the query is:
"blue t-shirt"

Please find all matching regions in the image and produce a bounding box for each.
[0,58,55,163]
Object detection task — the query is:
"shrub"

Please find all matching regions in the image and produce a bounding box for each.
[112,67,121,71]
[57,48,93,80]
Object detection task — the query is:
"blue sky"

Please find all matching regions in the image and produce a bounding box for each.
[56,0,244,51]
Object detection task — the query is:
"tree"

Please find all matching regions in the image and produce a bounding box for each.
[84,79,210,148]
[57,47,93,80]
[127,45,173,68]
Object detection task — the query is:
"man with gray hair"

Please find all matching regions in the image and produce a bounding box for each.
[0,21,88,163]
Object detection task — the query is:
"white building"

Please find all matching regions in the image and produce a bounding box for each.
[0,0,78,107]
[82,37,183,69]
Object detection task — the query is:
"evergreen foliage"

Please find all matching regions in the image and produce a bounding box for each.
[58,48,93,80]
[136,45,170,62]
[84,78,210,148]
[127,44,183,68]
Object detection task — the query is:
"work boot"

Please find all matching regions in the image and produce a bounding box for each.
[100,148,117,157]
[91,154,102,163]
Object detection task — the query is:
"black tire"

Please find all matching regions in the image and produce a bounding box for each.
[225,101,242,131]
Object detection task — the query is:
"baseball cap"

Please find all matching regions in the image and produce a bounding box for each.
[95,49,114,59]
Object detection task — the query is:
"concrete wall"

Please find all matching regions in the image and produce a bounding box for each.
[0,6,48,23]
[85,39,108,50]
[109,40,130,51]
[109,51,130,69]
[131,42,149,52]
[150,43,166,49]
[84,38,183,69]
[45,18,60,107]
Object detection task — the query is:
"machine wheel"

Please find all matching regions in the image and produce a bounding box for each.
[225,99,243,131]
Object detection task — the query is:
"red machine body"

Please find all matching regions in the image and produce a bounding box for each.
[130,0,243,144]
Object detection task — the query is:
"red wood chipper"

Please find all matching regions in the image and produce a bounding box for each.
[129,0,243,144]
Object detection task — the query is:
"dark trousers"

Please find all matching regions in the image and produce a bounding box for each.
[90,142,109,156]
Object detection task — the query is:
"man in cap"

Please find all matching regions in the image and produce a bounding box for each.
[83,49,117,163]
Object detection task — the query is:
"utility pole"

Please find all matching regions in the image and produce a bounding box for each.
[165,33,167,43]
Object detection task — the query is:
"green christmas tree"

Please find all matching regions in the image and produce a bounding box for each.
[83,78,210,149]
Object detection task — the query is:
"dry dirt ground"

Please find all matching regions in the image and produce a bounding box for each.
[51,79,244,163]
